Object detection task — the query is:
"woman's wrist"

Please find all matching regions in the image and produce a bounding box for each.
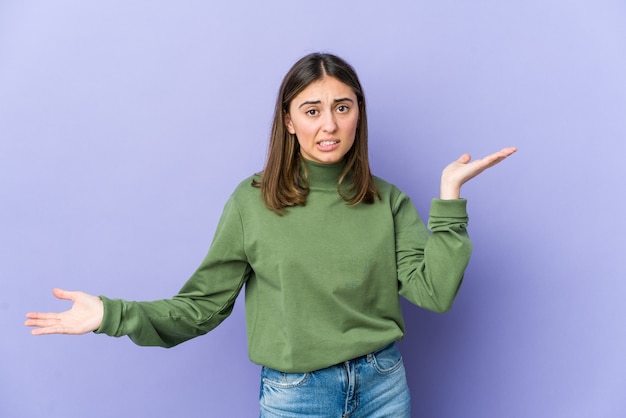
[439,182,461,200]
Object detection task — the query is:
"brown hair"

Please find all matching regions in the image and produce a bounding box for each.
[253,53,380,215]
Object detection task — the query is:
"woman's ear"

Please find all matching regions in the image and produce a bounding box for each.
[284,112,296,134]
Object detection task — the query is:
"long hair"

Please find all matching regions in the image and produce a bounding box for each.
[254,53,380,215]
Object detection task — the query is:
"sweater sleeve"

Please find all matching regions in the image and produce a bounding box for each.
[95,196,251,347]
[393,193,472,313]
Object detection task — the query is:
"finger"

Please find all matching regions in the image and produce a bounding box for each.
[52,288,77,302]
[24,317,60,328]
[488,147,517,162]
[31,325,69,336]
[25,312,61,320]
[457,153,471,164]
[481,147,516,166]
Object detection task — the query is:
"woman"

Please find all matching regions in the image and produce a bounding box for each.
[25,53,516,417]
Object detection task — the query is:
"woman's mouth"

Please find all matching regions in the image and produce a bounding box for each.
[317,139,340,151]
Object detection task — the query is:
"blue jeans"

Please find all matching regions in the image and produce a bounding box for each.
[259,342,411,417]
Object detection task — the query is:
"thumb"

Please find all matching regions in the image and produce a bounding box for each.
[52,288,76,302]
[457,153,471,164]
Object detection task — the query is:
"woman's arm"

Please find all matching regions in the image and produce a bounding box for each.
[25,193,251,347]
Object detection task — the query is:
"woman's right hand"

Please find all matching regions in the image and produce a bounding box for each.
[25,288,104,335]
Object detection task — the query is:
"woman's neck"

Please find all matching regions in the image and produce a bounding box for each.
[301,158,346,189]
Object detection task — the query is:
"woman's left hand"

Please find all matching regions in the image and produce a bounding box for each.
[440,147,517,199]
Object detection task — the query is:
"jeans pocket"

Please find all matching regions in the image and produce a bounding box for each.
[370,343,404,375]
[261,366,309,389]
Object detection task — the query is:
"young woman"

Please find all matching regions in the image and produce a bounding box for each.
[25,53,516,417]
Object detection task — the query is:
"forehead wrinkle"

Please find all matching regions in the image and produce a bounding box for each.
[292,77,356,110]
[297,97,355,109]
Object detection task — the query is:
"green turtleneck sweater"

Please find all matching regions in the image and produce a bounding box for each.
[96,160,471,373]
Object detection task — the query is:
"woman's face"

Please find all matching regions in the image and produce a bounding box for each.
[285,76,359,164]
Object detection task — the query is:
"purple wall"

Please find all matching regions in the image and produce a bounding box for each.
[2,1,625,417]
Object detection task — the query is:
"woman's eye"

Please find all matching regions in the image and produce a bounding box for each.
[306,109,318,116]
[337,105,349,113]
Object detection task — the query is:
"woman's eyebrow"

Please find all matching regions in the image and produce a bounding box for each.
[297,97,355,109]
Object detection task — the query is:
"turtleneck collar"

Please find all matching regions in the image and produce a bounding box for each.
[301,157,346,189]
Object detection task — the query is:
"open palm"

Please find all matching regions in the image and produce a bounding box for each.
[440,147,517,199]
[25,288,104,335]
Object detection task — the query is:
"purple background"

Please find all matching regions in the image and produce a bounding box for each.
[2,1,625,417]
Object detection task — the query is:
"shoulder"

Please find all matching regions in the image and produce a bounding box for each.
[226,173,263,208]
[372,175,418,216]
[373,176,408,201]
[211,174,265,224]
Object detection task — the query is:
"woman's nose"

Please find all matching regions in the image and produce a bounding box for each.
[321,112,337,133]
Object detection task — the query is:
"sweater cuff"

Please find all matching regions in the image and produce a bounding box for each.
[94,296,123,336]
[430,198,468,218]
